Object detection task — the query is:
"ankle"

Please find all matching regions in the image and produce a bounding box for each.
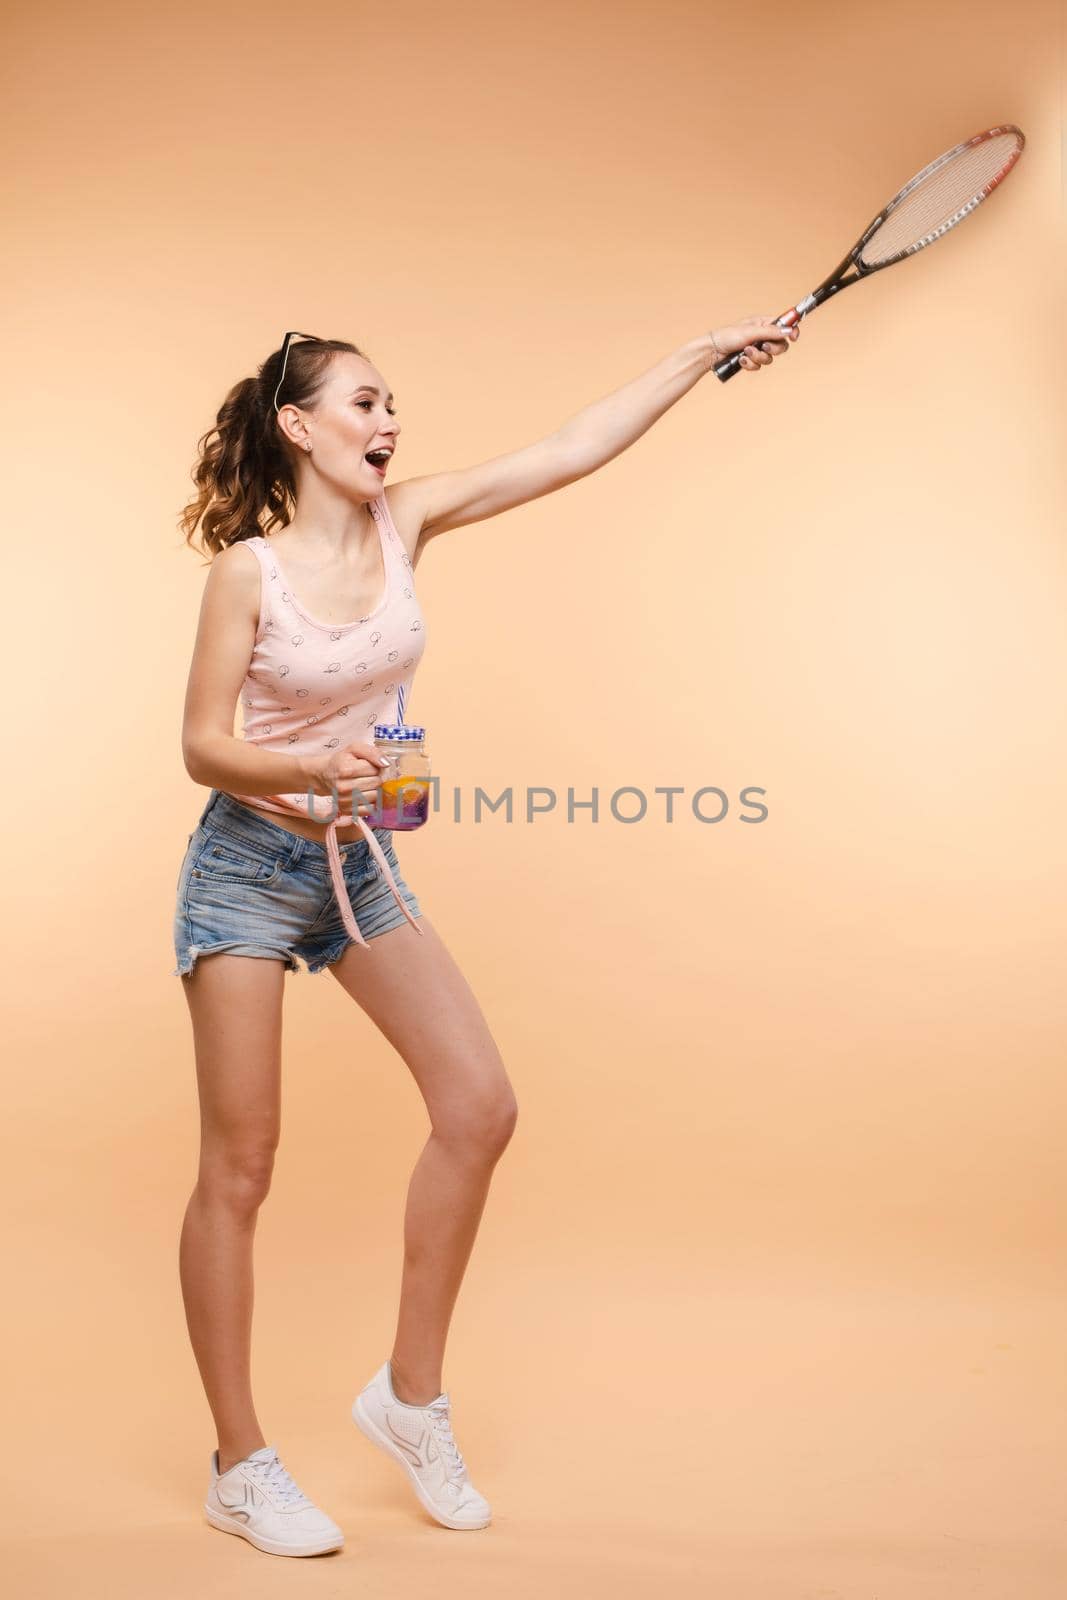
[217,1440,266,1474]
[389,1356,442,1407]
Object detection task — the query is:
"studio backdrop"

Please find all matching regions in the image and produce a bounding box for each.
[3,1,1064,1596]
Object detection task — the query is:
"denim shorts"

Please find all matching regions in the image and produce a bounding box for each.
[172,789,423,978]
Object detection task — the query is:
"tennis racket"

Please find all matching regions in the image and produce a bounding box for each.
[714,124,1025,383]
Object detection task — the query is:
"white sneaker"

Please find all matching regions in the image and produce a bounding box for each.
[204,1443,345,1557]
[352,1360,492,1530]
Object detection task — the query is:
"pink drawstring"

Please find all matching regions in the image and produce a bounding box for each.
[323,814,424,947]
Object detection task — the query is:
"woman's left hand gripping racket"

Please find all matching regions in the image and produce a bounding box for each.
[713,124,1025,383]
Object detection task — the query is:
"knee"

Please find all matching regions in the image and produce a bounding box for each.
[491,1090,519,1155]
[201,1141,278,1213]
[436,1087,518,1162]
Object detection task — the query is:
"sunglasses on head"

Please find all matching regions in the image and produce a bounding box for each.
[272,331,323,414]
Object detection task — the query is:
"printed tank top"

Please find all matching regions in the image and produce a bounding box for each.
[225,493,427,948]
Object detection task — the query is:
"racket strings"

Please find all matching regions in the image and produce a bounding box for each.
[859,131,1022,266]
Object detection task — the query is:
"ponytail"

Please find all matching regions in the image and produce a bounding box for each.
[178,335,364,559]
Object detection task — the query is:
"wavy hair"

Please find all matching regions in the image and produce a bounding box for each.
[178,335,368,560]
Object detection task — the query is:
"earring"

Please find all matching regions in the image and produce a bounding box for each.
[305,442,312,452]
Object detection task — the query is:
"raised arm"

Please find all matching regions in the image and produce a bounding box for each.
[394,318,798,552]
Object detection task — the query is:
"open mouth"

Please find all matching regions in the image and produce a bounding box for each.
[365,449,393,474]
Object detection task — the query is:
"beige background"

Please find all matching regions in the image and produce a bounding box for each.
[3,0,1065,1595]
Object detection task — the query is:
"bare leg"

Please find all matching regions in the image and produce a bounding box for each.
[328,914,518,1403]
[177,952,287,1472]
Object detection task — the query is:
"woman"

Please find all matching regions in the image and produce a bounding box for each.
[174,316,799,1559]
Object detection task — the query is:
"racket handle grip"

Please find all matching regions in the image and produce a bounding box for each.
[713,308,801,384]
[713,351,745,383]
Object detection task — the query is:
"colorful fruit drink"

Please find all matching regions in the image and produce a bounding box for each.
[368,722,431,832]
[376,776,431,829]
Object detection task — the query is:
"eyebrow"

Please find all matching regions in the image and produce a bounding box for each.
[349,384,396,404]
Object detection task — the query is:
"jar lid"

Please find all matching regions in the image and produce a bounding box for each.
[374,723,425,741]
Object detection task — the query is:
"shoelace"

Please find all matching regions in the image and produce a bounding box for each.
[426,1396,468,1482]
[247,1451,312,1508]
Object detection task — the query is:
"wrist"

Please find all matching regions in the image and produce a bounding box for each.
[689,330,724,376]
[295,752,317,792]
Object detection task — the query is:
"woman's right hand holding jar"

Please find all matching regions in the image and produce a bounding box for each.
[298,742,389,822]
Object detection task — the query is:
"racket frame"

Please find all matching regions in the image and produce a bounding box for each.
[713,124,1025,382]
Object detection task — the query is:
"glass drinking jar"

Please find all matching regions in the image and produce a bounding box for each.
[368,723,431,831]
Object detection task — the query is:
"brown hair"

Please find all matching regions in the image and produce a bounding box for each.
[178,335,369,559]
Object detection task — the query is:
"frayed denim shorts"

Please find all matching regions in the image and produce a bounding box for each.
[172,789,423,978]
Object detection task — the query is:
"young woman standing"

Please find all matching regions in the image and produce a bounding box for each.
[174,318,799,1558]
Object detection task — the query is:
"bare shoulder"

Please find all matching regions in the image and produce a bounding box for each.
[201,538,261,627]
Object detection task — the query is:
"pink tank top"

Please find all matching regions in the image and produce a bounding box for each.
[225,493,427,948]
